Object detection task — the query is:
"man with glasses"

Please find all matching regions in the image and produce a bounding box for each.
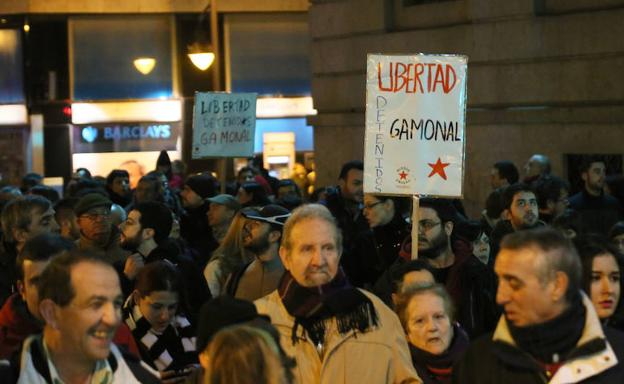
[416,198,498,338]
[223,204,290,301]
[75,193,129,265]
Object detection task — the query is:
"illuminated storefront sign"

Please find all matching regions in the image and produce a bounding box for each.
[73,122,179,153]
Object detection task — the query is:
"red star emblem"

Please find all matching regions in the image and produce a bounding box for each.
[427,158,450,180]
[399,171,408,180]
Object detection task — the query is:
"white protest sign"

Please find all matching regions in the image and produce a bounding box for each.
[192,92,257,159]
[364,54,468,197]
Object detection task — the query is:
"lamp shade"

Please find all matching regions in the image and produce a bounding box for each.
[133,57,156,75]
[188,52,215,71]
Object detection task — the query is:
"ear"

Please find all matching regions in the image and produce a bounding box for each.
[502,209,511,220]
[39,299,59,329]
[268,230,281,244]
[338,178,346,190]
[581,171,588,183]
[132,289,141,305]
[444,221,454,236]
[199,351,210,370]
[16,280,25,301]
[12,227,28,244]
[391,293,399,307]
[278,246,291,271]
[551,271,569,302]
[142,228,155,241]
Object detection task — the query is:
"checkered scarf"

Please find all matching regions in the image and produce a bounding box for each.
[123,297,197,372]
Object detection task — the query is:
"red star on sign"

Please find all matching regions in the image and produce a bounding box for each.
[399,171,408,180]
[427,158,450,180]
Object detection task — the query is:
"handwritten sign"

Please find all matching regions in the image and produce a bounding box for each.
[364,54,468,197]
[192,92,257,159]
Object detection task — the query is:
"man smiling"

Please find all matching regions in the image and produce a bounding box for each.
[17,252,158,383]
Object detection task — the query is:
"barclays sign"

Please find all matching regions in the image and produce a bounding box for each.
[74,122,179,153]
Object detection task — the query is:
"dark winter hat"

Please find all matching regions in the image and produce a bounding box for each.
[241,204,291,228]
[206,194,241,211]
[196,296,264,352]
[74,193,112,217]
[185,174,217,199]
[156,150,171,168]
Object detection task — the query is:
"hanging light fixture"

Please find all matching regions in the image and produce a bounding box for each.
[188,0,219,74]
[133,57,157,75]
[187,42,214,71]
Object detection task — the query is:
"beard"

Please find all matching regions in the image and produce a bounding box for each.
[120,231,142,251]
[244,232,271,255]
[418,231,449,260]
[515,213,538,229]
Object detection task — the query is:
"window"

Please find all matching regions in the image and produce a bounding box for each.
[225,13,310,96]
[71,16,173,100]
[0,29,24,104]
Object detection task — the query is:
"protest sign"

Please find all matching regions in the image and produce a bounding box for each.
[364,54,468,197]
[192,92,257,159]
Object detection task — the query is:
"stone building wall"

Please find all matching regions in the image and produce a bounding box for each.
[308,0,624,216]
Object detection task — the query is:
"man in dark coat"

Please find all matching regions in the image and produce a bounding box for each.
[454,228,624,383]
[322,160,368,279]
[569,156,622,235]
[416,198,498,338]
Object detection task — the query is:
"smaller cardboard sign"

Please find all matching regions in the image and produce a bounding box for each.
[192,92,257,159]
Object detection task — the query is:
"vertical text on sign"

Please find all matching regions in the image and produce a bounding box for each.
[374,95,387,193]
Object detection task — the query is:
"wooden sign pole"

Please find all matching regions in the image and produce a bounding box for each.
[411,195,419,259]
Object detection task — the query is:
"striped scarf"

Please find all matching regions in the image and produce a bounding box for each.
[278,269,379,346]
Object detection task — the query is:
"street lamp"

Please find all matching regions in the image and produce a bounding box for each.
[187,43,214,71]
[188,0,219,81]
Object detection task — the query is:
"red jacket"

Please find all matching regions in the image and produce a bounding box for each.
[0,293,40,359]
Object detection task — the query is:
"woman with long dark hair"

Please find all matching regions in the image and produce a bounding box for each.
[576,235,624,330]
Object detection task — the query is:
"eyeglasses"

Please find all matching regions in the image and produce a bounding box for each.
[418,220,441,232]
[363,201,383,210]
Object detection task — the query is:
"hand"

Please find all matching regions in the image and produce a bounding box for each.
[160,367,195,384]
[123,253,144,280]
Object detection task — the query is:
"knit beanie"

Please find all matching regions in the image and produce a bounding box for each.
[196,296,263,353]
[185,174,216,199]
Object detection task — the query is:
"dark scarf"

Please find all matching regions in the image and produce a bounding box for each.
[278,269,379,346]
[507,294,586,364]
[409,324,469,384]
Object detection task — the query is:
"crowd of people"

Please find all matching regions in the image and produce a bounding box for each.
[0,150,623,383]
